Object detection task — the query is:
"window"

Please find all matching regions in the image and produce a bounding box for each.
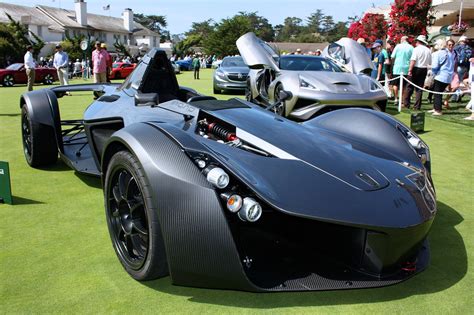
[37,25,42,37]
[123,35,127,42]
[143,35,146,39]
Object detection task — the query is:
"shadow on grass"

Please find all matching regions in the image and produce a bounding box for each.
[0,113,20,117]
[142,201,466,308]
[75,172,102,189]
[37,160,71,172]
[11,196,44,205]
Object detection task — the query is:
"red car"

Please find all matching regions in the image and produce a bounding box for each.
[109,62,136,79]
[0,63,58,87]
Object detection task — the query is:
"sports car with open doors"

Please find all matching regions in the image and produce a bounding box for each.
[20,48,435,292]
[237,32,387,119]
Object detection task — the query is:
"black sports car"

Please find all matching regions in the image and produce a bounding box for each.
[20,49,436,292]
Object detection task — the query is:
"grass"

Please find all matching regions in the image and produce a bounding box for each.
[1,68,473,314]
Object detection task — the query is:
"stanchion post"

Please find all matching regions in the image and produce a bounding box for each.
[398,74,403,112]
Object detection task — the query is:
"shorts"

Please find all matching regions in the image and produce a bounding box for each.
[390,75,402,87]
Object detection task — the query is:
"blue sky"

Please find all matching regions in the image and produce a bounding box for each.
[11,0,392,34]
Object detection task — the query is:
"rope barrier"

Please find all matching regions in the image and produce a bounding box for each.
[401,75,461,96]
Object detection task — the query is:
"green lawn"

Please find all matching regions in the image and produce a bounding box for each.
[1,69,472,313]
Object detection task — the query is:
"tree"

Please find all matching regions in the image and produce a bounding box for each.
[276,17,303,41]
[184,19,216,47]
[60,34,94,62]
[0,13,44,67]
[321,15,335,36]
[307,10,325,34]
[237,12,274,42]
[388,0,432,43]
[326,21,349,43]
[134,13,167,32]
[173,34,202,57]
[348,13,388,43]
[203,15,253,56]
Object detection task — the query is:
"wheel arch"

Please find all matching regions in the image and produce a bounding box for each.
[20,89,62,151]
[101,122,257,291]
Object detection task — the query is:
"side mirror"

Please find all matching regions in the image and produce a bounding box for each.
[135,92,159,107]
[278,90,292,101]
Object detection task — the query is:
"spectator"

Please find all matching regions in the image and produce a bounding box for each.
[357,38,371,57]
[53,44,69,87]
[24,45,36,91]
[444,39,459,109]
[391,36,413,103]
[371,42,385,82]
[295,48,302,55]
[73,59,82,78]
[92,41,108,83]
[464,57,474,120]
[101,43,112,82]
[404,35,431,110]
[386,39,395,97]
[192,54,200,80]
[429,39,455,116]
[315,49,322,56]
[454,36,472,81]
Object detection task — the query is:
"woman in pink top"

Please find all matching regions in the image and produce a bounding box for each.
[92,41,109,83]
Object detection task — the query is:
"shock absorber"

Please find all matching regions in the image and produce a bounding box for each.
[200,120,237,141]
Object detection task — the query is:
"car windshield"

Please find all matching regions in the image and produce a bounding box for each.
[112,63,120,68]
[6,64,23,71]
[221,57,247,68]
[279,56,343,72]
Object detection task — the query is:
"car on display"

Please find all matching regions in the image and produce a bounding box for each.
[213,56,249,94]
[171,61,181,74]
[109,62,136,80]
[175,59,193,71]
[20,48,436,292]
[322,37,374,75]
[1,63,57,87]
[237,32,387,119]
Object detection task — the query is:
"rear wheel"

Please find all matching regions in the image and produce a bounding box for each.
[115,72,121,79]
[21,105,58,167]
[3,74,14,87]
[105,150,168,280]
[43,74,54,85]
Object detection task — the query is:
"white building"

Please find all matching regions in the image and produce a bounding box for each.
[0,1,160,57]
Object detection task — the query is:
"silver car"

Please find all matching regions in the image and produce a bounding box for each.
[213,56,249,94]
[237,33,387,120]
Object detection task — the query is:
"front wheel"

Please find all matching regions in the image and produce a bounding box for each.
[115,72,121,79]
[43,74,54,85]
[21,105,58,167]
[105,150,168,280]
[273,83,286,116]
[3,74,14,87]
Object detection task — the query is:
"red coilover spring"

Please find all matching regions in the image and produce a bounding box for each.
[207,122,237,141]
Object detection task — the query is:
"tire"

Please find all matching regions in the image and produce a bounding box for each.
[21,105,58,167]
[105,150,168,281]
[3,74,14,87]
[273,83,286,116]
[213,86,221,94]
[43,74,54,85]
[245,78,252,102]
[115,72,121,79]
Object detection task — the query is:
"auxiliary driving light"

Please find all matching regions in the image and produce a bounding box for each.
[238,197,262,222]
[226,194,243,213]
[206,166,230,189]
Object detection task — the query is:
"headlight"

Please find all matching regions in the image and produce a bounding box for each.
[205,166,229,189]
[369,78,383,91]
[238,197,262,222]
[300,77,319,90]
[216,70,226,79]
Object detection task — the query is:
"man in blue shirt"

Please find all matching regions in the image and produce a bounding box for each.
[53,45,69,87]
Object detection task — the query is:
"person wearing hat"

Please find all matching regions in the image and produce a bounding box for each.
[429,39,455,116]
[24,45,36,91]
[404,35,431,110]
[101,43,112,82]
[53,44,69,87]
[371,43,385,81]
[357,38,371,57]
[315,49,322,56]
[454,36,472,82]
[92,41,109,83]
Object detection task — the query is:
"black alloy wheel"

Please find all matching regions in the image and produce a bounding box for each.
[105,151,168,280]
[43,74,54,85]
[22,108,32,160]
[273,84,286,116]
[3,74,14,87]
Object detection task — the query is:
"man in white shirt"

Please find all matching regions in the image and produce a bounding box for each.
[404,35,431,110]
[24,45,36,91]
[53,45,69,86]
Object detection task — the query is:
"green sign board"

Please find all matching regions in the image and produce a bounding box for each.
[410,112,425,133]
[0,161,12,204]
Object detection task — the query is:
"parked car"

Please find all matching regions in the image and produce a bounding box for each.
[20,48,435,292]
[237,32,387,119]
[109,62,136,80]
[322,37,374,75]
[213,56,249,94]
[0,63,57,87]
[171,61,181,74]
[175,59,193,71]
